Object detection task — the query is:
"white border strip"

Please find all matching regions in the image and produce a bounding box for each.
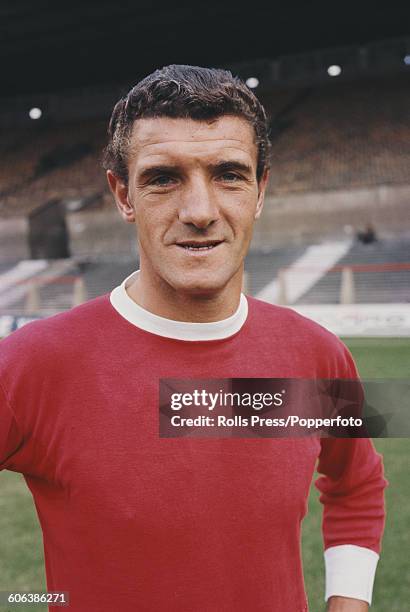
[290,303,410,336]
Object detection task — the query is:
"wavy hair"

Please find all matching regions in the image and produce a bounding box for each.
[102,64,271,185]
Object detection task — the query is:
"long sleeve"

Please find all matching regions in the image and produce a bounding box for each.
[0,378,24,472]
[315,436,388,603]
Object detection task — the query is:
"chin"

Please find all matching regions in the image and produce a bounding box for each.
[170,272,231,296]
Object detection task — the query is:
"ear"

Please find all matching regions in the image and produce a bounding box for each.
[106,170,135,223]
[254,167,269,220]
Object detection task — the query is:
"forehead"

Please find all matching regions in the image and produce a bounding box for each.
[127,115,257,170]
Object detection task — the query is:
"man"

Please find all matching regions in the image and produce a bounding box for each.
[0,65,386,611]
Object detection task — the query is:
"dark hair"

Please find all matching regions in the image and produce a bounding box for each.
[102,64,271,185]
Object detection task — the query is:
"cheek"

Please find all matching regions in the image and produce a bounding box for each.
[225,204,257,238]
[135,207,174,238]
[223,189,259,219]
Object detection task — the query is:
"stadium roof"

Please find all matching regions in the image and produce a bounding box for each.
[1,0,410,96]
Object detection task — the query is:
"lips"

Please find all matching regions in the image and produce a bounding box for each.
[176,240,223,251]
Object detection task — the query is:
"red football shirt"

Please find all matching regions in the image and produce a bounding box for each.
[0,286,387,611]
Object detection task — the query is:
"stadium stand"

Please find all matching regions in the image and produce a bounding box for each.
[297,236,410,304]
[1,232,409,319]
[0,74,409,219]
[0,73,409,323]
[262,75,410,194]
[0,119,108,218]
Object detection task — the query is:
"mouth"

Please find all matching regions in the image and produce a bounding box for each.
[175,240,224,252]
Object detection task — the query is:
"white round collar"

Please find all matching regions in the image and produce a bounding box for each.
[109,270,248,341]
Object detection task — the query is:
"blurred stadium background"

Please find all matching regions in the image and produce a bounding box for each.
[0,2,409,610]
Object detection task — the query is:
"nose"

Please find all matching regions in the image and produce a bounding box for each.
[178,175,220,229]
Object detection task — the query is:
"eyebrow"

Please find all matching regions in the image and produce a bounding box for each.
[137,165,182,182]
[210,160,253,175]
[137,160,254,182]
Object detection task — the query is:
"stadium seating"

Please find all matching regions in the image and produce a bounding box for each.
[0,74,409,316]
[0,75,409,217]
[261,75,410,195]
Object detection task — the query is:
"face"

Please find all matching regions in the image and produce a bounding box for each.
[107,115,269,297]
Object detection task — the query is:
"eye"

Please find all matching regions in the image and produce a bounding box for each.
[151,175,176,187]
[219,172,242,182]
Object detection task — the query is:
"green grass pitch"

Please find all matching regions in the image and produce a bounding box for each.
[0,337,409,611]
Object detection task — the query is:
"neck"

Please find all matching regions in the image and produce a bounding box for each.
[126,266,243,323]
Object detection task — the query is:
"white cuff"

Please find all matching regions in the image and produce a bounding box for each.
[324,545,379,605]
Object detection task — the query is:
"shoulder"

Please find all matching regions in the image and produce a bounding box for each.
[0,295,111,374]
[245,296,357,377]
[246,295,337,341]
